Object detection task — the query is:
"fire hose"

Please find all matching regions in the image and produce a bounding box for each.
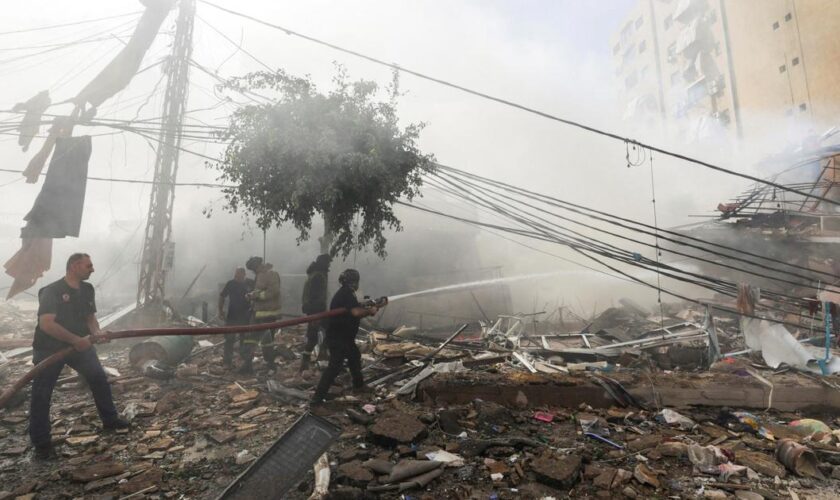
[0,297,388,410]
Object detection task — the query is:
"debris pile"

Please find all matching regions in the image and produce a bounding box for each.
[1,298,840,498]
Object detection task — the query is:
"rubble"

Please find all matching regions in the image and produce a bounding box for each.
[1,298,840,498]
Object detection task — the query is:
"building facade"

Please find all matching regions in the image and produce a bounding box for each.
[612,0,840,146]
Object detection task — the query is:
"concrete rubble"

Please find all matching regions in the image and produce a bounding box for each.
[2,299,840,498]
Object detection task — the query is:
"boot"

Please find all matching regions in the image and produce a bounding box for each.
[299,353,311,373]
[236,359,254,375]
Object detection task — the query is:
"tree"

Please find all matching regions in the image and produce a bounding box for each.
[211,67,435,258]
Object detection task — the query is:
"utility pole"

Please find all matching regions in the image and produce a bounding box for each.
[137,0,194,312]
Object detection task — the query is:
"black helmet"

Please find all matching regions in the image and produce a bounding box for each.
[245,256,263,272]
[338,268,360,286]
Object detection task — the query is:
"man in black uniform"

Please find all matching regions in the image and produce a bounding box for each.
[29,253,128,459]
[299,254,330,373]
[218,267,253,369]
[310,269,378,405]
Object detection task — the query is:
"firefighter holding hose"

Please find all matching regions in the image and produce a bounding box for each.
[28,253,129,459]
[310,269,382,406]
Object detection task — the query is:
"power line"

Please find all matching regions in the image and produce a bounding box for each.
[0,11,140,36]
[199,0,840,209]
[437,164,840,284]
[0,167,228,188]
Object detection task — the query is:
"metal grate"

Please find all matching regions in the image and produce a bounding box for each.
[217,412,342,499]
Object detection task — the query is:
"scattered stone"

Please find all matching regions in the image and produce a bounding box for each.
[239,406,269,420]
[119,467,163,495]
[69,462,125,482]
[736,451,787,478]
[337,460,375,486]
[622,486,638,498]
[633,463,660,488]
[0,445,26,456]
[734,491,765,500]
[657,441,688,458]
[704,489,728,499]
[149,437,175,451]
[210,431,235,445]
[530,452,582,489]
[593,468,617,489]
[626,434,660,452]
[368,411,428,447]
[612,468,633,488]
[231,390,259,403]
[65,435,98,446]
[437,409,463,434]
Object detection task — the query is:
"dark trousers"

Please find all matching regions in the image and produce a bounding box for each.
[29,347,119,447]
[312,339,363,401]
[222,317,250,365]
[241,316,277,366]
[303,321,320,353]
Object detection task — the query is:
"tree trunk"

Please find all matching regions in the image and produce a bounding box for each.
[318,216,334,255]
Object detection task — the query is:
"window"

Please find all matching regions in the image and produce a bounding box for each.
[625,72,638,90]
[773,21,780,30]
[667,43,676,61]
[799,103,807,111]
[613,44,620,55]
[779,64,786,73]
[664,15,673,30]
[639,40,647,54]
[635,17,643,29]
[641,66,649,80]
[670,71,680,85]
[785,12,792,22]
[792,57,800,66]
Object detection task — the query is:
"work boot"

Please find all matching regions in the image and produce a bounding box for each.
[103,417,131,431]
[236,361,254,375]
[33,444,55,460]
[299,353,311,373]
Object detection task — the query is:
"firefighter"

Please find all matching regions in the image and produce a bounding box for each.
[218,267,253,369]
[242,256,281,374]
[299,254,331,373]
[310,269,379,405]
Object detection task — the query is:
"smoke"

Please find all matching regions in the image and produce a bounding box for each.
[0,1,833,322]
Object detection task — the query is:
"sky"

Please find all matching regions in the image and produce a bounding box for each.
[0,0,755,313]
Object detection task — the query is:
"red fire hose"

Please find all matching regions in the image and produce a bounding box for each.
[0,306,359,410]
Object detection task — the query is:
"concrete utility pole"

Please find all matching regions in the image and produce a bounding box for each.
[137,0,194,310]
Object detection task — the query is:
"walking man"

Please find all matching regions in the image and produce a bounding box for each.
[29,253,129,459]
[242,256,281,374]
[311,269,379,405]
[299,254,330,373]
[218,267,253,369]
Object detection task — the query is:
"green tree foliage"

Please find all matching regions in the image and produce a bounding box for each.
[211,67,435,257]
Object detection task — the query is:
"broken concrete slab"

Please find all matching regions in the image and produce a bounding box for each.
[368,411,428,447]
[530,452,581,489]
[69,462,126,482]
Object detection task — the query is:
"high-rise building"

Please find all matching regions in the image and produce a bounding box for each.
[612,0,840,146]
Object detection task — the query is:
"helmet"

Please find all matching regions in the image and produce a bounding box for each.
[338,268,360,286]
[245,256,263,272]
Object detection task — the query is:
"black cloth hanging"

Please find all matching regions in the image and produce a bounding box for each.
[21,135,92,239]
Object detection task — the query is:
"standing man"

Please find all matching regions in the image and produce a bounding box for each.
[311,269,379,406]
[299,254,331,373]
[243,256,281,374]
[29,253,129,459]
[218,267,252,370]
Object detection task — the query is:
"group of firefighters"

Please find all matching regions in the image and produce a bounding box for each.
[25,252,380,459]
